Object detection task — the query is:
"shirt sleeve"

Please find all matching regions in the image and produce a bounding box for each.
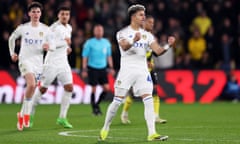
[82,40,90,57]
[8,25,22,56]
[116,30,127,42]
[106,39,112,56]
[51,25,68,48]
[147,32,155,46]
[44,27,56,51]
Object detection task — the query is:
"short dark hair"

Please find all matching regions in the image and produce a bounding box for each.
[27,2,43,12]
[146,15,154,19]
[57,5,71,14]
[127,4,145,17]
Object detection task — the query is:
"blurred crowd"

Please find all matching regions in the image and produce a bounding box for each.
[0,0,239,72]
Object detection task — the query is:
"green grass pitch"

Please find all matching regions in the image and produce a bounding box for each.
[0,102,239,144]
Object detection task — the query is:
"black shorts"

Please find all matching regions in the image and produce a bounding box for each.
[150,70,158,85]
[88,66,108,86]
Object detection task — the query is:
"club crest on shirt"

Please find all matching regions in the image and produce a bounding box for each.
[39,32,44,37]
[116,80,121,85]
[142,34,147,40]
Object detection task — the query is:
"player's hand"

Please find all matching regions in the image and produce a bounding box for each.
[11,53,18,62]
[148,62,153,69]
[42,43,49,51]
[65,38,71,45]
[133,32,141,42]
[109,68,115,76]
[67,47,72,55]
[81,70,88,78]
[167,36,176,47]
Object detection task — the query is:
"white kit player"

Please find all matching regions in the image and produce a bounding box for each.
[30,5,73,128]
[8,2,54,131]
[99,4,175,141]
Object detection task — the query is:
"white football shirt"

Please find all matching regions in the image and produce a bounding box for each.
[44,21,72,67]
[116,26,155,70]
[8,22,50,73]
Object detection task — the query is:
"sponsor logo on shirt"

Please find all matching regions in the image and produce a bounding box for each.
[24,38,43,45]
[133,42,148,48]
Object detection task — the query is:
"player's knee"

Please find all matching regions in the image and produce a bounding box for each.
[64,84,73,92]
[103,84,109,92]
[39,87,47,94]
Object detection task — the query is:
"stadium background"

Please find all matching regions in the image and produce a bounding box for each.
[0,0,240,104]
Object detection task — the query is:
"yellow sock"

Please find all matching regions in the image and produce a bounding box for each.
[123,96,133,112]
[153,95,160,116]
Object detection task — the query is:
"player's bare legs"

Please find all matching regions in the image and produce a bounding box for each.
[18,73,36,130]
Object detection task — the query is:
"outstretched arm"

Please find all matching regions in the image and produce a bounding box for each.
[150,36,175,56]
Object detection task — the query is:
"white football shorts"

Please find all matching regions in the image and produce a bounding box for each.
[114,68,153,97]
[41,64,72,87]
[18,60,42,77]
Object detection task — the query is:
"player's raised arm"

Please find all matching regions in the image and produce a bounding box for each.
[150,36,175,56]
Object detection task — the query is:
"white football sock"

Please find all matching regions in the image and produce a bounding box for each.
[143,96,156,136]
[23,98,33,115]
[59,91,72,118]
[102,97,122,131]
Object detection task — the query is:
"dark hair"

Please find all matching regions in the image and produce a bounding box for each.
[146,15,154,19]
[127,4,145,18]
[57,5,71,14]
[27,2,43,12]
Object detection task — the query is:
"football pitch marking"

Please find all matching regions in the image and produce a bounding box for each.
[58,128,240,142]
[58,129,139,140]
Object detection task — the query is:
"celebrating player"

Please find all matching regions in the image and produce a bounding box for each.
[120,15,167,124]
[30,5,73,128]
[8,2,53,131]
[99,4,175,141]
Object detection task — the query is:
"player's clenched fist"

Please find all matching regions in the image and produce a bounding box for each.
[11,53,18,62]
[133,32,141,42]
[42,43,49,51]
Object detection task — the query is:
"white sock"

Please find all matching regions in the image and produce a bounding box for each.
[23,98,33,115]
[143,96,156,136]
[20,102,25,117]
[31,88,42,115]
[59,91,72,118]
[102,97,122,131]
[121,111,128,117]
